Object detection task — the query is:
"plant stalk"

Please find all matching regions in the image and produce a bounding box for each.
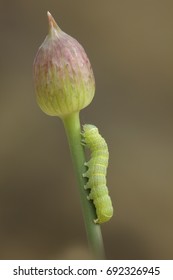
[62,112,105,259]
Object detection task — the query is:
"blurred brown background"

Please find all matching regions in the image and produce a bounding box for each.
[0,0,173,259]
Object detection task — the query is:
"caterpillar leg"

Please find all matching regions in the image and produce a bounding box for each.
[80,132,86,145]
[82,172,88,178]
[81,140,86,146]
[83,163,90,190]
[84,182,90,190]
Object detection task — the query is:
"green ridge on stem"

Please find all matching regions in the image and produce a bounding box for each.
[62,112,105,259]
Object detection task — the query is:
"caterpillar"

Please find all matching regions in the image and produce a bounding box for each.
[81,124,113,224]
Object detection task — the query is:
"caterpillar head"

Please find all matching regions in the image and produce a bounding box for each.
[82,124,99,147]
[83,124,98,136]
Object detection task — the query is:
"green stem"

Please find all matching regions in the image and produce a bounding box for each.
[62,112,105,259]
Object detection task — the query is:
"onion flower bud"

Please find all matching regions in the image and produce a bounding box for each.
[33,12,95,118]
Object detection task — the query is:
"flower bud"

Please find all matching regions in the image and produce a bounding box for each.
[33,12,95,118]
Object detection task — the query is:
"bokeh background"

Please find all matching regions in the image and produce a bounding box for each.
[0,0,173,259]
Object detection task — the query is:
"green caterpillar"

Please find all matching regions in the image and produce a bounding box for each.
[81,124,113,224]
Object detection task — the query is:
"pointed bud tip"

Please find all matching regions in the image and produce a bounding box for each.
[47,11,61,32]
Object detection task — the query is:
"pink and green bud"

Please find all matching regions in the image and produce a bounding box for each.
[33,12,95,118]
